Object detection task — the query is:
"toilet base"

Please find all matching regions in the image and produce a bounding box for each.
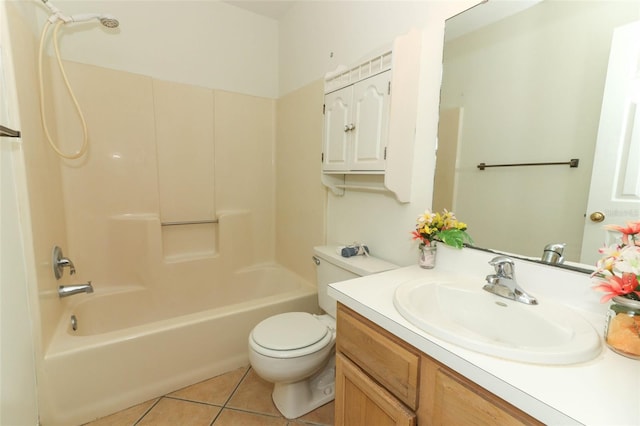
[272,356,336,419]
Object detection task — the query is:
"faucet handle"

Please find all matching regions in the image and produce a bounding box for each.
[489,256,515,277]
[541,243,566,264]
[52,246,76,280]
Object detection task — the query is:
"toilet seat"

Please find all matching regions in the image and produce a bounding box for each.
[250,312,333,359]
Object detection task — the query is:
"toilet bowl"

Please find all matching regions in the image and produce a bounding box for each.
[249,312,336,419]
[247,246,398,419]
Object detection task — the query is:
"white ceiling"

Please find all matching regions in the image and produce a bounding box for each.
[224,1,295,20]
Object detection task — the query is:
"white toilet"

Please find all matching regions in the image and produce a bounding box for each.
[248,245,398,419]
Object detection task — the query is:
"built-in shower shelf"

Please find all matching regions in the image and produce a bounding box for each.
[164,251,218,264]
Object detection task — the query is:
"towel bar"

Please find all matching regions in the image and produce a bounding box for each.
[0,125,21,138]
[477,158,579,170]
[161,219,219,226]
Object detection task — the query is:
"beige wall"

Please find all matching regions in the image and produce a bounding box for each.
[275,80,326,282]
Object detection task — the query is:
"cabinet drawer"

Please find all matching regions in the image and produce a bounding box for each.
[337,304,420,409]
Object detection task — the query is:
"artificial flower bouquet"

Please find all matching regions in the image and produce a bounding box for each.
[592,220,640,358]
[411,209,472,249]
[592,221,640,302]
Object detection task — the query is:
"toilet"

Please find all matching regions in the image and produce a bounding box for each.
[248,245,398,419]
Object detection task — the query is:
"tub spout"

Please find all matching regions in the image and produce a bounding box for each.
[58,281,93,298]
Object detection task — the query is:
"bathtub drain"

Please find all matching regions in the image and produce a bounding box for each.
[70,314,78,331]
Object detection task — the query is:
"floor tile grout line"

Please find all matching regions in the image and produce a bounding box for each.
[210,366,254,425]
[221,366,253,408]
[132,397,162,426]
[163,394,225,408]
[217,406,284,419]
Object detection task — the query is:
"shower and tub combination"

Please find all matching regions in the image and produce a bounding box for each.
[43,238,318,426]
[30,2,320,425]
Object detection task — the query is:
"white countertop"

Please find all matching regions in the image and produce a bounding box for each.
[328,246,640,426]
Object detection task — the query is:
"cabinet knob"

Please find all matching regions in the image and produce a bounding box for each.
[344,123,355,132]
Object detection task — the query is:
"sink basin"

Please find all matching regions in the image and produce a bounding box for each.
[393,278,601,364]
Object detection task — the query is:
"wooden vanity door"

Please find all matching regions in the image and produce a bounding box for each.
[420,355,543,426]
[335,353,416,426]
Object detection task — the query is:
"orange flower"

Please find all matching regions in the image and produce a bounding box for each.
[604,221,640,246]
[593,273,640,302]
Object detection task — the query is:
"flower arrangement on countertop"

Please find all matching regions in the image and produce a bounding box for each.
[592,220,640,302]
[412,209,473,249]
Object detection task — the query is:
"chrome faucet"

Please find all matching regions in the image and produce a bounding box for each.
[541,243,566,264]
[483,256,537,305]
[58,281,93,298]
[52,246,76,279]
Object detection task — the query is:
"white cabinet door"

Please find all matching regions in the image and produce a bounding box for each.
[323,87,351,171]
[350,71,390,171]
[322,71,390,172]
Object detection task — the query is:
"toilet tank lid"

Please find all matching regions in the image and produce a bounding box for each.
[313,245,398,276]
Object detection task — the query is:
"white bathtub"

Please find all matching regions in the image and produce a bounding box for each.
[41,264,319,426]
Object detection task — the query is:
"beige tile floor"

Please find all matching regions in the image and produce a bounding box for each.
[83,366,334,426]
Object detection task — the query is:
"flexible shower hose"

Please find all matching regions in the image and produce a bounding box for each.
[38,20,88,160]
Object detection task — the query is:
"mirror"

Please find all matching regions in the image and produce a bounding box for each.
[435,0,640,269]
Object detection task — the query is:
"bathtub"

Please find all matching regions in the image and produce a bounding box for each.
[40,264,319,426]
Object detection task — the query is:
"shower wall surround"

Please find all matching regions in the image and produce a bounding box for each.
[49,59,276,282]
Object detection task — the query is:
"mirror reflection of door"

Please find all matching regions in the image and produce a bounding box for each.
[580,21,640,265]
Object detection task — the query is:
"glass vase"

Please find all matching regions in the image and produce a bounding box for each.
[419,243,437,269]
[604,296,640,360]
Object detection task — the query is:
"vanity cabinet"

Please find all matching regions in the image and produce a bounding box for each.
[323,71,390,173]
[335,303,543,426]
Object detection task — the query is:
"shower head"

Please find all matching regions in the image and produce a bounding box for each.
[41,1,119,28]
[99,16,119,29]
[68,13,120,28]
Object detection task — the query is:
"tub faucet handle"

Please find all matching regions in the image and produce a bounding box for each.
[52,246,76,280]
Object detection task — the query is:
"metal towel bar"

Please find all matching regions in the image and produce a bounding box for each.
[477,158,579,170]
[0,125,21,138]
[161,219,219,226]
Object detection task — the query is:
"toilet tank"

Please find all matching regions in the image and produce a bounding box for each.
[313,246,398,317]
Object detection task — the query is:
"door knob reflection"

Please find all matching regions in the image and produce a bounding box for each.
[589,211,605,223]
